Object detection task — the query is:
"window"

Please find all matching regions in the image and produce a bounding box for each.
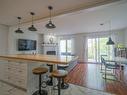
[88,37,113,62]
[60,39,72,55]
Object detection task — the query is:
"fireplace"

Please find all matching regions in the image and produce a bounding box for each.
[46,51,56,55]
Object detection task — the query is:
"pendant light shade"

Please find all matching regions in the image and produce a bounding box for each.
[106,21,115,45]
[28,12,37,31]
[28,25,37,31]
[15,28,24,33]
[46,20,56,29]
[15,17,24,33]
[45,6,56,29]
[106,37,115,45]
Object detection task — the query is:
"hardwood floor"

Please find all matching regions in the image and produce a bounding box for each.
[65,63,127,95]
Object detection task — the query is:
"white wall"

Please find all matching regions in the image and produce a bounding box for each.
[112,29,126,46]
[73,34,86,62]
[7,19,127,62]
[57,28,127,62]
[43,35,58,43]
[7,24,127,62]
[0,25,9,55]
[124,28,127,47]
[8,26,42,54]
[58,34,86,62]
[37,34,44,54]
[43,34,58,55]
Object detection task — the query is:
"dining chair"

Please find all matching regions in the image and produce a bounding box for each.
[100,55,108,73]
[101,57,118,80]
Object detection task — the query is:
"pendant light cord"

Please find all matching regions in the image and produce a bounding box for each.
[48,6,53,22]
[18,17,21,29]
[109,20,111,37]
[32,14,33,25]
[18,19,20,28]
[30,12,35,25]
[50,9,51,21]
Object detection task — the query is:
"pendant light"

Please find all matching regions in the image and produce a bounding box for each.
[106,21,115,45]
[106,37,115,45]
[28,12,37,31]
[15,17,24,33]
[45,6,56,29]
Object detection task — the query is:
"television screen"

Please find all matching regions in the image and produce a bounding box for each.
[18,39,36,51]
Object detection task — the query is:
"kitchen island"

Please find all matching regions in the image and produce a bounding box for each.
[0,54,78,95]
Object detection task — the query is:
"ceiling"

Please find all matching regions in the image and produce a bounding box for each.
[0,0,119,26]
[28,0,127,35]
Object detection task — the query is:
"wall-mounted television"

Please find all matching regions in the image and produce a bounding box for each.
[18,39,36,51]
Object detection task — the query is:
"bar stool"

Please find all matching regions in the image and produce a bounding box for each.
[57,64,69,89]
[47,64,53,86]
[51,70,68,95]
[32,67,48,95]
[46,51,56,86]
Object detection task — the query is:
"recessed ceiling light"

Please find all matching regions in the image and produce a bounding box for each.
[100,23,104,26]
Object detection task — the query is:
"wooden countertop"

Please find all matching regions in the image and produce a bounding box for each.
[0,54,78,64]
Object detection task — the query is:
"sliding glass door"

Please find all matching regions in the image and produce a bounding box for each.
[59,39,72,55]
[88,37,113,63]
[88,38,96,62]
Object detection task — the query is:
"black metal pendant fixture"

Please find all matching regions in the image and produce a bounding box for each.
[15,17,24,33]
[28,12,37,31]
[45,6,56,29]
[106,21,115,45]
[106,37,115,45]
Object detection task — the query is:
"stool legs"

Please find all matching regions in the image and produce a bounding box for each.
[32,67,48,95]
[39,74,41,95]
[51,70,68,95]
[58,78,61,95]
[61,78,69,89]
[57,67,69,89]
[47,65,53,86]
[61,78,64,86]
[32,74,47,95]
[49,65,53,85]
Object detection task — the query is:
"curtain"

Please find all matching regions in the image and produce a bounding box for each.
[83,36,88,62]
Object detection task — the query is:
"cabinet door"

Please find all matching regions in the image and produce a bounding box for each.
[1,62,27,89]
